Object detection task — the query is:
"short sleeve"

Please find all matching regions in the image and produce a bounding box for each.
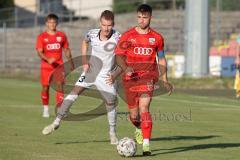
[36,34,43,51]
[114,33,130,55]
[157,35,164,52]
[63,34,69,48]
[156,35,165,58]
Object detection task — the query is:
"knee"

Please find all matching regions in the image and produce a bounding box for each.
[129,112,139,121]
[42,86,49,92]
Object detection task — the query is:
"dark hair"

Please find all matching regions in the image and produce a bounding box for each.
[100,10,114,25]
[137,4,152,15]
[45,13,59,22]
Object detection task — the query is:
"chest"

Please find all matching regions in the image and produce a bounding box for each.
[42,35,64,50]
[127,36,158,57]
[91,38,117,54]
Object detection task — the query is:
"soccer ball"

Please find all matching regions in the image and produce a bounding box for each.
[117,137,137,157]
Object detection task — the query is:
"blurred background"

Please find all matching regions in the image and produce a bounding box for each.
[0,0,240,95]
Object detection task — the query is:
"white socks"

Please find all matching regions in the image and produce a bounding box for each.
[143,139,150,145]
[53,117,61,126]
[107,107,117,134]
[43,105,49,110]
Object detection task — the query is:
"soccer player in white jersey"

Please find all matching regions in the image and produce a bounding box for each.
[42,10,121,145]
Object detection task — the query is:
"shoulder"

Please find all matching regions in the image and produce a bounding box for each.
[150,28,164,41]
[112,29,121,40]
[121,27,136,37]
[84,29,100,41]
[86,28,100,36]
[37,32,45,39]
[56,31,67,37]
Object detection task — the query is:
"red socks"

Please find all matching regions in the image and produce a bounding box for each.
[141,112,152,139]
[42,90,64,107]
[56,92,64,107]
[41,91,49,105]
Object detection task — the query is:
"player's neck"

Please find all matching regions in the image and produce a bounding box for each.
[135,26,150,34]
[46,29,57,35]
[99,30,112,41]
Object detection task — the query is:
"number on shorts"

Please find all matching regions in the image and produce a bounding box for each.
[78,75,86,82]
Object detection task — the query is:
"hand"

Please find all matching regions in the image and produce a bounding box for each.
[125,66,134,76]
[83,64,89,72]
[163,80,174,96]
[47,57,56,64]
[105,74,115,85]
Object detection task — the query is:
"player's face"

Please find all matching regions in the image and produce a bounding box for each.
[46,19,58,31]
[137,12,151,29]
[100,18,114,37]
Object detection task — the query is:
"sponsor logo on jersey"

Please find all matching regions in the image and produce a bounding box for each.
[130,38,136,43]
[56,36,62,42]
[134,47,153,55]
[149,38,155,45]
[46,43,61,50]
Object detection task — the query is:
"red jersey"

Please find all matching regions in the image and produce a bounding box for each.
[36,31,69,69]
[115,27,164,72]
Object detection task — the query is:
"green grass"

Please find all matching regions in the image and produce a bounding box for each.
[0,77,240,160]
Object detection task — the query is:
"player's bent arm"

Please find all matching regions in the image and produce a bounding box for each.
[116,55,134,74]
[37,49,54,64]
[111,66,123,80]
[81,40,89,72]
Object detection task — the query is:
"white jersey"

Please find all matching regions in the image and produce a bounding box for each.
[85,28,121,76]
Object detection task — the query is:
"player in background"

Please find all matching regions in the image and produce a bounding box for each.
[114,4,172,156]
[234,36,240,98]
[42,10,122,145]
[36,13,74,118]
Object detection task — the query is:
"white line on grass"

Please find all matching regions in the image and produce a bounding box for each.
[154,97,240,109]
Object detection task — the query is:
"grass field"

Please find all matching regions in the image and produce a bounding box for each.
[0,77,240,160]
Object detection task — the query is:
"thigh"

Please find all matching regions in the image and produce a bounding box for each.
[41,68,53,86]
[122,80,139,109]
[95,77,117,104]
[50,65,65,85]
[138,93,152,113]
[75,72,94,88]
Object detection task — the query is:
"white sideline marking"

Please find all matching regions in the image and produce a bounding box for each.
[154,97,240,109]
[0,104,42,108]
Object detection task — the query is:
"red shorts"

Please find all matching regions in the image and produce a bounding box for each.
[122,74,155,109]
[40,65,65,86]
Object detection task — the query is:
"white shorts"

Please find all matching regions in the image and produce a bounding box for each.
[75,72,117,104]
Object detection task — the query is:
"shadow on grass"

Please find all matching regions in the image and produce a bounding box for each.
[55,139,109,144]
[151,143,240,156]
[151,135,220,142]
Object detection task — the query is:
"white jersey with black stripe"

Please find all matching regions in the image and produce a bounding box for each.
[85,28,121,76]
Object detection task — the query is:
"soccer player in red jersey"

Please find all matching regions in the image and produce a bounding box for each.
[36,13,74,118]
[115,4,172,156]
